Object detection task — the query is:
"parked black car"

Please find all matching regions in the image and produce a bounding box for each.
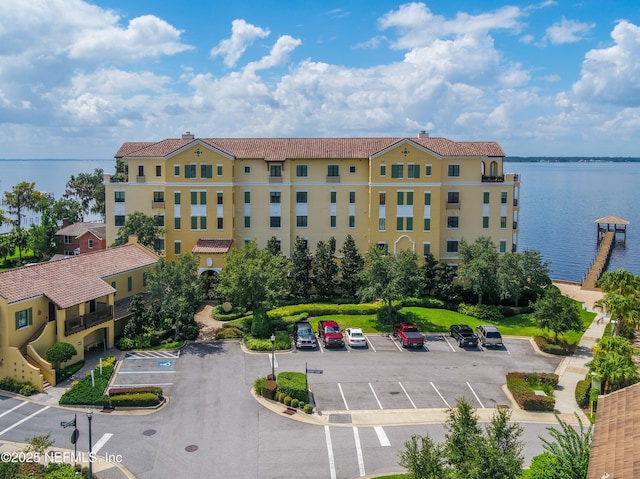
[449,324,479,348]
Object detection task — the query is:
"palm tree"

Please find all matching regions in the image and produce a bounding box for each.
[595,292,637,336]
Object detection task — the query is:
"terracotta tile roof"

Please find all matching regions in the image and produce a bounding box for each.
[192,239,233,254]
[116,136,504,161]
[114,142,157,158]
[587,383,640,479]
[0,243,158,309]
[56,222,106,240]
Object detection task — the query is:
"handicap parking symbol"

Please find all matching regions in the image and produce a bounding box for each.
[158,361,172,367]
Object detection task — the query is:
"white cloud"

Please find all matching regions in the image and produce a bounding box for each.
[247,35,302,72]
[544,17,595,44]
[210,19,270,67]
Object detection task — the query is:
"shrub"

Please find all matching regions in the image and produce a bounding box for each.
[277,371,309,403]
[276,392,285,403]
[45,342,78,368]
[303,403,314,414]
[109,386,163,400]
[0,377,38,396]
[401,297,446,309]
[180,322,200,340]
[268,302,382,319]
[458,303,503,322]
[506,372,557,412]
[59,359,115,406]
[244,330,291,351]
[575,378,591,409]
[253,377,267,396]
[534,336,577,356]
[110,392,161,407]
[290,398,299,408]
[212,304,247,321]
[216,326,244,340]
[56,360,85,383]
[284,396,292,406]
[19,384,37,396]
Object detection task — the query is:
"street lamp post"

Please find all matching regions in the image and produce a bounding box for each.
[270,334,276,380]
[87,409,93,479]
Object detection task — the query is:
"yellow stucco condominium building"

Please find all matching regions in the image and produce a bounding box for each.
[0,240,158,391]
[105,132,520,273]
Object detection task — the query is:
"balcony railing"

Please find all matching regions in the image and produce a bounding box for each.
[481,175,504,183]
[446,201,461,209]
[64,305,113,336]
[513,198,519,207]
[269,176,282,183]
[152,201,165,208]
[326,175,340,182]
[513,221,518,230]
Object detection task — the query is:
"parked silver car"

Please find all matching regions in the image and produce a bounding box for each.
[475,324,503,348]
[293,321,317,349]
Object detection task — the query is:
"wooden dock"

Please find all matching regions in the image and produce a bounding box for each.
[582,231,615,290]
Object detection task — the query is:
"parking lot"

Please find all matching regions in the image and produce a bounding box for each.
[266,334,561,413]
[109,349,181,394]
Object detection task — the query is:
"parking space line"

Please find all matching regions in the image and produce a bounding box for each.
[0,401,27,419]
[338,383,350,410]
[364,335,376,352]
[466,382,485,408]
[505,344,511,355]
[390,337,404,352]
[111,383,174,387]
[324,426,337,479]
[353,427,366,477]
[0,405,50,437]
[398,382,417,409]
[423,343,429,352]
[92,433,113,454]
[430,382,451,408]
[443,335,456,352]
[118,370,176,374]
[374,426,391,447]
[368,383,383,409]
[269,353,279,370]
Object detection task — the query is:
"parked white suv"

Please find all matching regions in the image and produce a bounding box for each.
[475,324,503,348]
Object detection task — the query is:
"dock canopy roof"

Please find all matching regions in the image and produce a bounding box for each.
[595,216,629,225]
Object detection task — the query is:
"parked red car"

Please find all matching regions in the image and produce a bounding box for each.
[318,320,344,347]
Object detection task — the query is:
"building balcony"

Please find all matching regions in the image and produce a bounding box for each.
[269,176,282,183]
[513,221,518,230]
[481,175,504,183]
[152,201,165,209]
[446,201,461,209]
[513,198,519,207]
[136,175,146,183]
[326,175,340,182]
[64,305,113,336]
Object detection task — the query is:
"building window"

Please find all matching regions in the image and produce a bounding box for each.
[200,191,207,205]
[64,235,72,244]
[114,191,125,202]
[138,165,144,177]
[447,216,459,228]
[379,193,386,205]
[379,218,386,231]
[406,217,413,231]
[376,243,389,255]
[216,217,223,229]
[349,191,355,204]
[424,218,431,231]
[327,164,339,177]
[244,166,251,174]
[156,165,162,177]
[500,241,507,253]
[191,191,197,205]
[191,216,197,229]
[296,165,308,177]
[15,308,32,330]
[296,191,308,203]
[153,191,164,203]
[330,191,336,203]
[448,164,460,177]
[175,217,181,230]
[424,192,431,205]
[349,166,356,173]
[270,216,281,228]
[408,164,420,178]
[201,216,207,229]
[425,164,432,176]
[115,215,125,227]
[296,216,308,227]
[391,164,403,178]
[244,191,250,203]
[447,191,460,205]
[217,165,223,176]
[483,216,489,228]
[270,164,282,178]
[155,215,164,227]
[244,216,250,228]
[201,164,212,179]
[174,192,181,204]
[483,192,490,204]
[423,243,431,256]
[447,240,459,253]
[330,216,336,228]
[397,191,413,206]
[270,192,281,204]
[217,192,223,205]
[174,165,180,176]
[185,164,196,178]
[111,280,117,296]
[397,217,404,231]
[174,241,181,255]
[155,238,165,252]
[127,276,133,292]
[501,216,507,228]
[380,165,386,176]
[349,216,355,228]
[501,191,508,204]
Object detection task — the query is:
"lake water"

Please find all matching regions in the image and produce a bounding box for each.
[1,159,638,281]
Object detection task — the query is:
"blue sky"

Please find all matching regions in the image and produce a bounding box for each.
[0,0,639,158]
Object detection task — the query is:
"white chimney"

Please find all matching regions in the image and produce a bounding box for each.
[182,132,195,140]
[418,131,429,138]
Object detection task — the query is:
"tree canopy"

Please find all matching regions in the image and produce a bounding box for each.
[4,181,46,228]
[457,236,499,304]
[531,285,583,342]
[339,234,364,298]
[113,211,164,252]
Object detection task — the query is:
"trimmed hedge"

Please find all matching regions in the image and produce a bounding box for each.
[575,378,591,409]
[399,297,447,309]
[458,303,503,322]
[534,336,578,356]
[0,377,37,396]
[59,357,116,406]
[268,302,382,319]
[110,392,161,407]
[277,371,309,404]
[109,386,163,399]
[244,330,291,351]
[216,326,244,339]
[506,372,558,412]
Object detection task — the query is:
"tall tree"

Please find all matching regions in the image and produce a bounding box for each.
[457,236,499,304]
[358,246,400,319]
[64,168,105,218]
[531,286,583,342]
[587,335,639,393]
[0,235,11,264]
[395,249,422,299]
[538,414,592,479]
[433,262,459,303]
[51,197,84,224]
[266,236,282,256]
[595,269,640,335]
[477,407,525,479]
[420,252,439,296]
[28,209,59,259]
[218,239,289,311]
[290,236,312,300]
[113,211,164,252]
[497,252,525,306]
[444,397,482,477]
[398,434,446,479]
[4,181,45,228]
[9,227,29,263]
[312,237,338,299]
[339,234,364,298]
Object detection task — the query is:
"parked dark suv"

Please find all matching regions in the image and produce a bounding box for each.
[293,321,317,349]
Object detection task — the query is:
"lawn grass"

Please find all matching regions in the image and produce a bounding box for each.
[307,314,389,333]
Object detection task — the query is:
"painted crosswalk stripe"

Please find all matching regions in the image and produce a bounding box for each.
[0,401,28,419]
[92,433,113,454]
[374,426,391,447]
[324,426,337,479]
[0,406,50,436]
[353,427,365,477]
